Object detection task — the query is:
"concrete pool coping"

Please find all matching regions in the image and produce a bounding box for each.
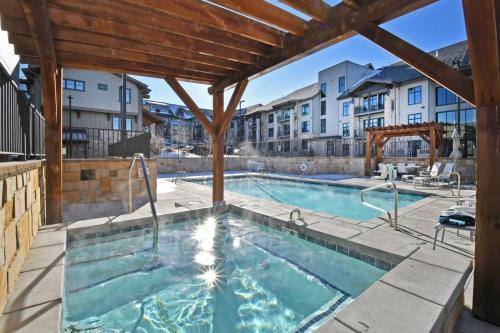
[1,176,474,332]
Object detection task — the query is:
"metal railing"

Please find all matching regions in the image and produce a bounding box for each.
[64,126,147,158]
[129,153,158,255]
[361,182,399,230]
[354,104,385,114]
[0,67,45,159]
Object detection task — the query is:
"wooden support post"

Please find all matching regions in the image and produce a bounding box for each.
[375,135,383,162]
[42,62,63,224]
[365,132,372,176]
[463,0,500,325]
[212,90,224,204]
[429,126,436,167]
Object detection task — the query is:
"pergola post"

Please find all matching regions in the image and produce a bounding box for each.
[429,125,436,167]
[365,131,372,176]
[40,62,63,224]
[463,0,500,325]
[212,90,224,204]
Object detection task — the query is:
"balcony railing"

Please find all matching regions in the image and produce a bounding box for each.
[354,129,366,138]
[0,67,45,160]
[277,130,290,138]
[277,115,291,122]
[354,104,385,115]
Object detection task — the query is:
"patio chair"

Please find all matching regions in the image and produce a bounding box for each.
[373,163,385,175]
[372,164,388,180]
[396,162,408,175]
[247,160,265,172]
[413,162,442,188]
[401,163,419,182]
[433,205,475,250]
[434,163,457,187]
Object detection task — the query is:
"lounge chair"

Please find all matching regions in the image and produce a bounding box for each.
[396,162,408,175]
[400,163,419,182]
[372,164,388,180]
[413,162,442,188]
[433,204,475,249]
[373,163,385,175]
[247,160,265,172]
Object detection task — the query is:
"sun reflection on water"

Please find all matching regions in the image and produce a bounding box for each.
[194,216,221,288]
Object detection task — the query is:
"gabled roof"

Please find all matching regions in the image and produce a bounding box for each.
[338,40,470,99]
[144,100,212,121]
[247,83,318,115]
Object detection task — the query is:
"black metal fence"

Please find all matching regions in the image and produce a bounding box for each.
[0,66,45,160]
[64,126,149,158]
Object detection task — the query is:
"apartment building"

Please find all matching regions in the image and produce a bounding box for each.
[227,104,262,148]
[143,100,212,146]
[338,40,475,157]
[244,84,319,154]
[25,68,150,131]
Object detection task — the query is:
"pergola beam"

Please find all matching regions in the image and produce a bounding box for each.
[164,77,216,138]
[217,80,249,137]
[123,0,285,47]
[209,0,308,35]
[210,0,436,92]
[463,0,500,326]
[279,0,331,23]
[354,22,476,105]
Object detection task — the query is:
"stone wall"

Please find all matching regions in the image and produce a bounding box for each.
[63,158,157,222]
[157,156,365,176]
[0,161,45,313]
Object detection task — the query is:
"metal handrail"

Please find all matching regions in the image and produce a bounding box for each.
[361,182,399,230]
[129,153,159,254]
[450,171,461,197]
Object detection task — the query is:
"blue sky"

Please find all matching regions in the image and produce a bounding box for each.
[133,0,467,109]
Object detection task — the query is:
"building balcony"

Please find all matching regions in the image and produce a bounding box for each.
[354,104,385,115]
[354,129,365,138]
[277,131,290,138]
[277,115,291,122]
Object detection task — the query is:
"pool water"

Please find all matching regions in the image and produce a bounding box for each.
[198,177,424,221]
[63,214,386,332]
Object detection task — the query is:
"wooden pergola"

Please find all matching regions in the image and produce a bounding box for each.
[0,0,498,325]
[365,122,445,174]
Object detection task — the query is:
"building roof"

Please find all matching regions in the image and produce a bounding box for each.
[338,40,470,99]
[247,83,318,115]
[144,100,212,121]
[142,109,164,126]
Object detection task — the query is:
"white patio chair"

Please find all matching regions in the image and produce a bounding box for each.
[372,164,388,180]
[414,162,442,188]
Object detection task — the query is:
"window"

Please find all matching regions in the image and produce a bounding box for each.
[338,76,346,93]
[97,83,108,91]
[283,124,290,136]
[320,100,326,116]
[369,95,378,110]
[363,97,369,110]
[118,87,132,104]
[301,121,310,133]
[342,123,350,137]
[436,108,477,157]
[112,116,132,130]
[342,101,350,116]
[268,113,274,123]
[63,79,85,91]
[301,140,308,151]
[281,109,290,120]
[408,113,422,124]
[268,127,274,138]
[268,142,274,151]
[378,93,385,107]
[230,122,235,128]
[363,117,384,128]
[320,119,326,133]
[436,87,457,106]
[301,103,310,116]
[408,86,422,105]
[320,82,327,97]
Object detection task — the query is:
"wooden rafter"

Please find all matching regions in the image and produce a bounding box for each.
[20,0,56,63]
[123,0,285,47]
[210,0,308,35]
[279,0,331,23]
[217,79,249,137]
[210,0,436,92]
[164,77,216,138]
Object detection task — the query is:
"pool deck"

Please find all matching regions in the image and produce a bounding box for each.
[1,173,496,332]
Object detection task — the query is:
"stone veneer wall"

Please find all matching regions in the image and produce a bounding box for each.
[63,158,157,222]
[157,156,366,176]
[0,161,45,312]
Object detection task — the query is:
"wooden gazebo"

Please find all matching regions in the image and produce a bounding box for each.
[365,122,445,174]
[1,0,499,325]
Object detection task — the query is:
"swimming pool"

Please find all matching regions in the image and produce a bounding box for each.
[63,214,386,332]
[196,176,425,221]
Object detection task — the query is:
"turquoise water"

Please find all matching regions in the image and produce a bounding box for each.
[63,214,386,332]
[198,177,424,221]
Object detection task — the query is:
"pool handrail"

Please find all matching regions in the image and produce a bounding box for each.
[360,182,399,230]
[129,153,159,254]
